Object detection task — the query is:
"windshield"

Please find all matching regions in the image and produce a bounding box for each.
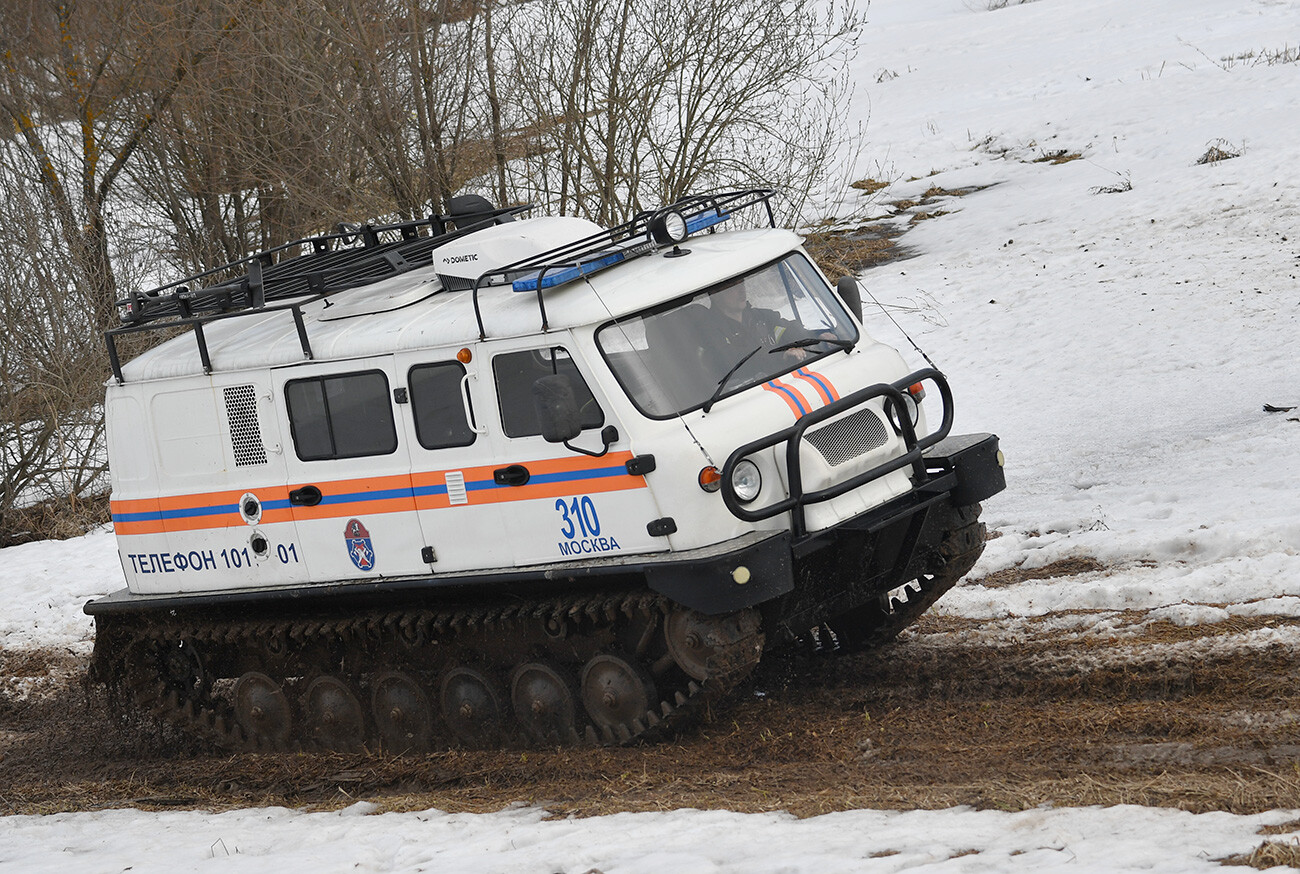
[595,254,858,418]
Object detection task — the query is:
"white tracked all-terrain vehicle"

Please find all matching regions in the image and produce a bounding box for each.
[87,189,1005,752]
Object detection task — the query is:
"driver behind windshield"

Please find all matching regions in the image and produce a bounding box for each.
[710,277,793,348]
[704,275,831,367]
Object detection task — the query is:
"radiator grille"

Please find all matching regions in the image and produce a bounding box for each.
[224,385,268,467]
[805,408,889,466]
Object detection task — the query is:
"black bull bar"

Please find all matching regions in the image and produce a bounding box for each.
[720,368,956,538]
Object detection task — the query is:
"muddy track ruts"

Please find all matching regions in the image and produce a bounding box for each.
[5,573,1300,817]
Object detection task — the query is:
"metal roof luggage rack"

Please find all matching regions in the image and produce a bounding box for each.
[105,199,529,383]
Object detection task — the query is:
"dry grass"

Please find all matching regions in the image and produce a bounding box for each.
[803,229,902,279]
[1034,150,1083,165]
[968,556,1107,588]
[1198,139,1242,165]
[1221,839,1300,869]
[0,492,110,547]
[850,178,891,194]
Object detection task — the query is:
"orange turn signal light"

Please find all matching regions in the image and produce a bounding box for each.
[698,466,723,493]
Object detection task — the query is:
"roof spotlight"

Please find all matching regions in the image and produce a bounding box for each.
[649,210,689,246]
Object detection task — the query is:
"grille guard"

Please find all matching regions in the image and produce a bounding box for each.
[720,368,954,536]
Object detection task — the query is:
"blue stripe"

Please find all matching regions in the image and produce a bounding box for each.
[465,464,630,492]
[769,382,809,416]
[413,483,449,498]
[530,466,628,484]
[797,368,834,402]
[114,465,632,522]
[317,486,414,506]
[115,504,233,523]
[112,510,165,523]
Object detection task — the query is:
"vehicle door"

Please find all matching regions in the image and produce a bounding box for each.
[272,358,430,582]
[115,373,313,592]
[391,352,510,573]
[485,341,668,567]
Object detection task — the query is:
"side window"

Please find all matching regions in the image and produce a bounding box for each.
[409,362,475,449]
[493,347,604,438]
[285,370,397,460]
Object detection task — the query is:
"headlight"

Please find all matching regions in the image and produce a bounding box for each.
[886,393,920,435]
[731,459,762,503]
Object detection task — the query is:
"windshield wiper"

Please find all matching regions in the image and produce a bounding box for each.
[768,336,854,354]
[701,336,853,413]
[702,345,763,413]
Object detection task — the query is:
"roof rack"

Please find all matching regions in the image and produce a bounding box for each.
[469,188,778,339]
[105,201,529,383]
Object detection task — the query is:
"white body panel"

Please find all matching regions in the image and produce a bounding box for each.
[108,217,928,597]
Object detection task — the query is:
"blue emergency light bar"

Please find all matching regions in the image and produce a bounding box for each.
[510,208,731,293]
[470,188,778,339]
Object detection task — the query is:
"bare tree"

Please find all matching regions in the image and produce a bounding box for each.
[0,145,111,541]
[500,0,864,225]
[0,0,250,324]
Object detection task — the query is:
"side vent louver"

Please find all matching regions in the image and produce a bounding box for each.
[224,385,268,467]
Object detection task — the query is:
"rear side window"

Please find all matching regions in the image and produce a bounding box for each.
[285,370,397,460]
[493,347,603,438]
[410,362,475,449]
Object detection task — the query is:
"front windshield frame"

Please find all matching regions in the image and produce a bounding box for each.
[595,253,860,420]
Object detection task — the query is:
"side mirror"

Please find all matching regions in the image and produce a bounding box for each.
[836,276,864,322]
[533,374,582,443]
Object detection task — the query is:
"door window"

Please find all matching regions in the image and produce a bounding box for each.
[492,347,604,438]
[409,362,476,449]
[284,370,397,460]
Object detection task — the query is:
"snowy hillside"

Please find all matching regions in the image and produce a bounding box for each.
[855,0,1300,634]
[2,0,1299,870]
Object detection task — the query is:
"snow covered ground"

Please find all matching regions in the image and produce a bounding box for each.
[2,0,1299,870]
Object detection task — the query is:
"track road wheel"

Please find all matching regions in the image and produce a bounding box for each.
[441,666,507,749]
[580,654,655,737]
[233,672,292,749]
[371,671,432,753]
[664,607,762,682]
[511,662,578,745]
[157,639,210,700]
[303,676,366,752]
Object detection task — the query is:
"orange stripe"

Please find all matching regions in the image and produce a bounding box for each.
[792,369,836,406]
[762,380,805,418]
[112,452,646,533]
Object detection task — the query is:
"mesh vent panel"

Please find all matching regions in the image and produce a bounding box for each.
[224,385,268,466]
[805,408,889,466]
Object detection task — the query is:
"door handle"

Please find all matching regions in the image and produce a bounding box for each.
[289,485,323,506]
[493,464,531,487]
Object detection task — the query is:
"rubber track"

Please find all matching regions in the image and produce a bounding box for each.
[111,588,764,753]
[807,504,987,654]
